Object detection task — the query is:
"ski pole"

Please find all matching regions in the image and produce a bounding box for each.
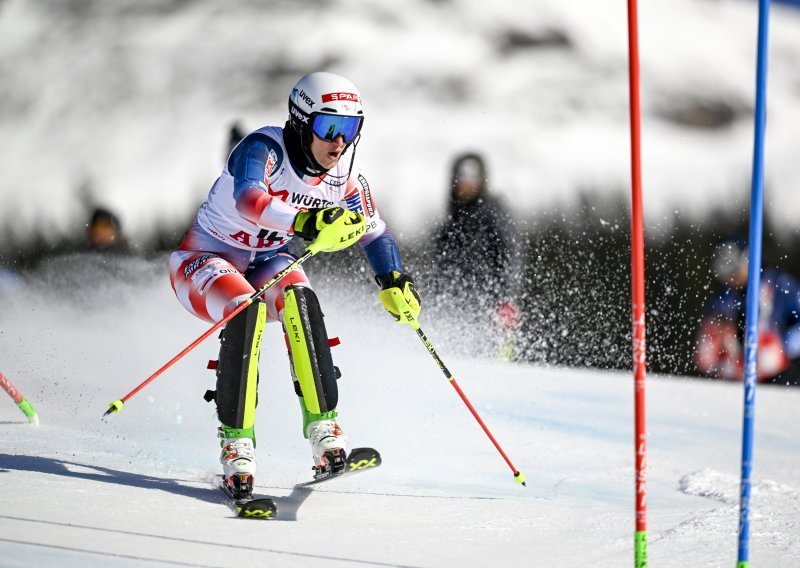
[414,325,526,486]
[103,250,314,418]
[0,371,39,425]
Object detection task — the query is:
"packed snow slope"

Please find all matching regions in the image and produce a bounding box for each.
[0,256,799,567]
[1,0,800,242]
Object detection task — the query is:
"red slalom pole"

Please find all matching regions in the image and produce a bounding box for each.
[103,250,313,418]
[627,0,648,566]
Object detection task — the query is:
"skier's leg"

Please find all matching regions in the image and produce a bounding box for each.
[282,284,347,470]
[282,285,339,415]
[247,252,337,428]
[245,251,311,322]
[246,251,347,471]
[169,250,255,324]
[213,299,266,497]
[169,244,265,497]
[214,298,266,434]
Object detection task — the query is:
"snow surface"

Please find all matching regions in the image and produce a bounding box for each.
[1,0,800,243]
[1,255,799,567]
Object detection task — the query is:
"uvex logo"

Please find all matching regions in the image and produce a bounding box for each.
[298,90,315,107]
[322,92,359,103]
[290,106,309,124]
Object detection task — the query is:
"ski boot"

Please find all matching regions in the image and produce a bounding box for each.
[219,426,256,499]
[307,418,347,478]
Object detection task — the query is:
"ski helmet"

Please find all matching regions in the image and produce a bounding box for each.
[288,72,364,150]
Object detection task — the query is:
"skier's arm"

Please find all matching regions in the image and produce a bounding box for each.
[230,134,298,232]
[362,229,403,276]
[340,172,421,325]
[362,228,422,326]
[339,171,403,274]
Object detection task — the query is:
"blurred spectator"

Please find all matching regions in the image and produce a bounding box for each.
[0,265,23,296]
[227,121,246,157]
[695,238,800,385]
[86,207,129,254]
[431,152,519,358]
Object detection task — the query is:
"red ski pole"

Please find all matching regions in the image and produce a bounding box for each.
[103,250,314,418]
[416,330,525,485]
[379,287,525,486]
[414,327,526,486]
[1,371,39,425]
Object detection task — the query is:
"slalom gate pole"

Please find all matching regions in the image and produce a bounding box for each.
[103,250,314,418]
[0,371,39,425]
[414,326,526,486]
[626,1,648,565]
[738,1,770,566]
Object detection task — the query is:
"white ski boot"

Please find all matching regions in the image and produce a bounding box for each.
[219,429,256,499]
[307,418,347,476]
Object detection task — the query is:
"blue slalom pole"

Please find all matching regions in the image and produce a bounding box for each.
[737,1,770,566]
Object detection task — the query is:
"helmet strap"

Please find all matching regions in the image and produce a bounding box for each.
[318,134,359,187]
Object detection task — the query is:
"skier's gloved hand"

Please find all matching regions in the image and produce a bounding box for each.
[376,270,421,329]
[293,207,366,255]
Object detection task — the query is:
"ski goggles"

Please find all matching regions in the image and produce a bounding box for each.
[311,113,363,143]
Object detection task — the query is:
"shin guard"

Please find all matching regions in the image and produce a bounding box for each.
[215,299,266,430]
[283,286,338,415]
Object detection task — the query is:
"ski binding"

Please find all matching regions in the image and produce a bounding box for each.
[296,447,381,488]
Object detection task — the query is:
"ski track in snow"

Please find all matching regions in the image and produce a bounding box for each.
[0,256,799,566]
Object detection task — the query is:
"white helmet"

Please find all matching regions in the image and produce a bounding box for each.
[288,72,365,147]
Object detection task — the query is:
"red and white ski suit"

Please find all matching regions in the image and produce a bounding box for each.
[169,125,397,324]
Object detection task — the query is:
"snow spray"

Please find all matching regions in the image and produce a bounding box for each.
[0,371,39,425]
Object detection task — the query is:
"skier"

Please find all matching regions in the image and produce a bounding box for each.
[695,239,800,384]
[169,72,421,497]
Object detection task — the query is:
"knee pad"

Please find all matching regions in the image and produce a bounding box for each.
[214,299,266,430]
[283,285,338,415]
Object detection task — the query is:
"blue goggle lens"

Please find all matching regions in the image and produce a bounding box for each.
[311,114,363,143]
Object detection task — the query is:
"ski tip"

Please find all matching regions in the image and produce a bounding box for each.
[28,413,39,426]
[236,499,277,520]
[513,470,527,487]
